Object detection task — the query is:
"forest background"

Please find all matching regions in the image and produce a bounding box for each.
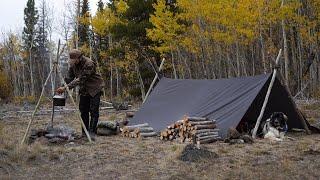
[0,0,319,103]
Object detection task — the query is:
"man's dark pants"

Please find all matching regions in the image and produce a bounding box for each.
[79,92,101,135]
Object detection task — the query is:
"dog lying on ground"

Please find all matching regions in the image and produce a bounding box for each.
[261,112,288,141]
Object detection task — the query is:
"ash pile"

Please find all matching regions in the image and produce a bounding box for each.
[179,144,218,162]
[29,125,75,144]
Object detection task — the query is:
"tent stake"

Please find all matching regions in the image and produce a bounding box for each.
[252,49,282,138]
[143,58,165,104]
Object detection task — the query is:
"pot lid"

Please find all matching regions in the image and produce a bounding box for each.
[53,94,65,99]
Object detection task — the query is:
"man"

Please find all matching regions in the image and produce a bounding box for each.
[56,49,104,139]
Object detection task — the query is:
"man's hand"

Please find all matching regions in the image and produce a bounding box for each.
[56,87,65,94]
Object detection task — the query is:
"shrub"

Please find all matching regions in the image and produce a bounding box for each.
[13,96,37,105]
[0,71,12,101]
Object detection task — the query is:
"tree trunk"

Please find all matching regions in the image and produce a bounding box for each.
[179,47,191,78]
[236,42,241,77]
[116,65,119,97]
[110,62,113,101]
[135,62,145,101]
[171,49,177,79]
[260,30,267,74]
[252,44,255,76]
[29,47,35,97]
[281,0,290,90]
[23,62,28,97]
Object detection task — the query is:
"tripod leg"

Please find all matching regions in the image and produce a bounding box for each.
[21,68,54,145]
[50,105,55,128]
[50,66,57,128]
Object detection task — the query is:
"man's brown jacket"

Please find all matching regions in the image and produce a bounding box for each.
[65,56,104,97]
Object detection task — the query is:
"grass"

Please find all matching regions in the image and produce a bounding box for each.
[251,147,271,156]
[0,122,3,144]
[296,139,313,152]
[170,145,179,152]
[0,108,320,179]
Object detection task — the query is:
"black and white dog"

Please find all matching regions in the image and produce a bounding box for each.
[261,112,288,141]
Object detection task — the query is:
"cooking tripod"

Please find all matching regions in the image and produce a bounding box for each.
[21,40,92,144]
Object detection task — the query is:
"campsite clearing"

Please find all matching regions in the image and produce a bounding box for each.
[1,108,320,179]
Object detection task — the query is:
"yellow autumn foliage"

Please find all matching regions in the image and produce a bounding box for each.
[0,70,12,100]
[116,0,129,14]
[147,0,185,54]
[92,0,128,36]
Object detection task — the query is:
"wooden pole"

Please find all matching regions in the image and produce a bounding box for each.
[143,58,165,104]
[21,68,53,145]
[50,40,60,128]
[20,41,72,145]
[252,49,282,138]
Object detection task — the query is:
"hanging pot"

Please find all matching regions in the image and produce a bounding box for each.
[53,94,66,106]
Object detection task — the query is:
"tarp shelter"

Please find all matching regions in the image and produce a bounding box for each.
[130,74,309,138]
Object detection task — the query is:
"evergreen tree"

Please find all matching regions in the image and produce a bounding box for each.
[35,0,49,53]
[22,0,38,50]
[22,0,38,96]
[79,0,91,47]
[34,0,50,93]
[97,0,104,12]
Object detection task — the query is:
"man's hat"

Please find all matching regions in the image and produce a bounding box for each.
[69,49,82,60]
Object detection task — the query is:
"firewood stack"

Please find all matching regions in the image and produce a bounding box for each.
[160,120,183,141]
[160,116,221,144]
[121,123,157,138]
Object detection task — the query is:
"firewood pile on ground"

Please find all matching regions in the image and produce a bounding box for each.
[96,119,129,136]
[160,116,221,145]
[121,123,157,138]
[96,121,119,136]
[120,116,221,144]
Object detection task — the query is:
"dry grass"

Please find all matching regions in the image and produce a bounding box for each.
[0,110,320,179]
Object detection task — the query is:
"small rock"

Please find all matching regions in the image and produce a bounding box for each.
[59,155,65,161]
[229,139,244,144]
[45,133,55,139]
[227,128,241,139]
[241,135,254,144]
[48,137,65,144]
[304,148,320,155]
[64,142,75,148]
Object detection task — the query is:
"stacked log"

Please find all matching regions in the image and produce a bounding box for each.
[121,123,157,138]
[160,120,183,141]
[96,121,119,136]
[160,116,221,144]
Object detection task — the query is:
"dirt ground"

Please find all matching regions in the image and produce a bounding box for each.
[1,105,320,179]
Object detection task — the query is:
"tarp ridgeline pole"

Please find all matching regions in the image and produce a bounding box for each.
[252,49,282,138]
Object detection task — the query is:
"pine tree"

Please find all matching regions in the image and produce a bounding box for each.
[22,0,38,50]
[79,0,91,47]
[34,0,50,94]
[22,0,38,96]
